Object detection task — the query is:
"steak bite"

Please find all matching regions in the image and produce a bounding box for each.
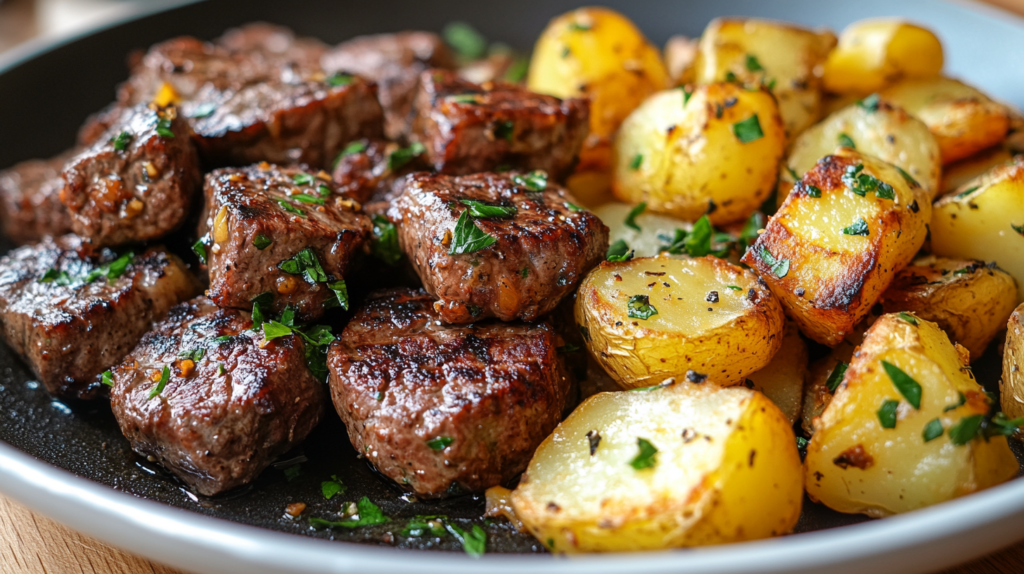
[200,163,371,321]
[60,104,200,247]
[328,288,573,498]
[332,138,428,205]
[322,32,455,140]
[0,235,199,400]
[409,69,589,179]
[110,296,326,496]
[388,171,608,323]
[120,31,384,169]
[0,151,75,244]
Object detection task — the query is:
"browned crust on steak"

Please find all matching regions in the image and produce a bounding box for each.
[61,104,201,247]
[201,163,370,321]
[0,235,200,400]
[410,69,589,179]
[110,296,325,496]
[0,151,75,244]
[328,288,572,497]
[388,171,608,323]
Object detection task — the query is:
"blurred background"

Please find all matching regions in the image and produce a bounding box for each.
[0,0,1023,56]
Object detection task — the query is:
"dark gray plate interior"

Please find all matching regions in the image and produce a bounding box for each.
[0,0,1022,556]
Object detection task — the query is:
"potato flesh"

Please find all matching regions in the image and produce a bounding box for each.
[783,101,941,198]
[612,83,786,225]
[747,323,807,425]
[823,20,944,95]
[593,202,692,258]
[691,18,836,137]
[511,384,802,552]
[805,314,1018,517]
[931,160,1024,302]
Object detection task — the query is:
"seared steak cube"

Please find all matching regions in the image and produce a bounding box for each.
[328,288,572,498]
[322,32,455,140]
[110,296,325,496]
[120,32,384,169]
[410,70,589,179]
[332,138,428,205]
[61,104,200,247]
[0,235,199,400]
[216,22,327,69]
[0,151,74,244]
[388,171,608,323]
[200,164,370,321]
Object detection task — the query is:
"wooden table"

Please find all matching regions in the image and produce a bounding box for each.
[4,0,1024,572]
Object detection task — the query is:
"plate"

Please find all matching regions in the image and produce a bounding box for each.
[1,1,1024,573]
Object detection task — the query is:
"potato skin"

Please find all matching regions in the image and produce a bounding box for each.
[879,255,1018,359]
[823,19,944,95]
[510,383,803,552]
[1000,303,1024,434]
[743,149,931,347]
[528,7,668,176]
[576,255,785,389]
[940,146,1013,197]
[881,77,1011,164]
[612,83,786,225]
[805,313,1019,517]
[931,158,1024,302]
[783,99,941,199]
[692,18,836,137]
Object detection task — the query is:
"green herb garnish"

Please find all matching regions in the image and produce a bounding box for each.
[447,523,487,557]
[627,294,658,320]
[147,365,170,399]
[327,73,354,87]
[629,154,643,171]
[732,114,764,143]
[858,93,881,112]
[881,360,922,409]
[321,475,346,500]
[291,194,325,205]
[278,248,328,283]
[877,399,899,429]
[837,133,856,149]
[460,199,516,218]
[841,163,895,199]
[275,198,307,218]
[948,414,984,446]
[842,217,870,236]
[922,418,944,442]
[898,312,919,325]
[745,54,764,72]
[111,131,132,151]
[512,170,548,191]
[443,21,487,60]
[253,234,272,250]
[309,497,388,529]
[606,239,633,262]
[101,370,114,387]
[494,120,514,141]
[624,202,646,232]
[155,118,174,138]
[449,210,496,255]
[629,438,658,470]
[388,142,425,171]
[371,215,402,265]
[756,245,790,278]
[427,436,453,451]
[826,362,849,393]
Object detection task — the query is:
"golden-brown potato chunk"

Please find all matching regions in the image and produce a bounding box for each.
[576,255,785,389]
[881,77,1011,164]
[745,322,807,425]
[805,313,1019,517]
[742,148,931,346]
[1000,303,1024,434]
[528,7,668,178]
[510,383,803,552]
[822,19,944,95]
[612,83,786,225]
[940,146,1013,196]
[691,17,836,137]
[879,255,1018,359]
[782,97,941,199]
[931,158,1024,302]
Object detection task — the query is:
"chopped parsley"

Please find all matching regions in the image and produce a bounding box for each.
[275,198,307,218]
[629,154,643,170]
[805,184,822,198]
[627,294,658,320]
[427,436,453,451]
[341,140,367,156]
[369,215,402,265]
[756,245,790,278]
[948,414,984,446]
[179,348,205,362]
[837,133,856,149]
[857,93,881,112]
[683,215,714,257]
[745,54,764,72]
[624,202,646,232]
[291,193,324,205]
[449,210,497,255]
[448,94,480,104]
[292,172,315,186]
[841,164,895,199]
[155,117,174,138]
[606,239,633,262]
[253,234,272,250]
[922,418,944,442]
[443,21,487,60]
[842,217,870,236]
[192,236,210,264]
[732,114,764,143]
[460,199,516,218]
[786,166,800,181]
[898,312,919,325]
[494,120,514,141]
[388,142,425,171]
[896,166,919,187]
[1013,223,1024,237]
[309,497,388,529]
[111,131,132,151]
[826,362,849,393]
[503,58,529,82]
[682,86,694,105]
[725,285,743,291]
[629,438,658,470]
[881,360,922,409]
[512,170,548,191]
[262,320,294,342]
[955,186,980,200]
[877,399,899,429]
[944,392,967,412]
[39,269,71,286]
[279,248,328,283]
[446,523,487,557]
[402,515,448,538]
[568,22,592,32]
[327,72,354,87]
[100,370,114,387]
[321,475,346,500]
[147,365,171,399]
[564,201,583,212]
[327,280,349,311]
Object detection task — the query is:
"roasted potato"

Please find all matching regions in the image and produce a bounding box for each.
[664,35,698,85]
[879,255,1018,359]
[510,383,803,552]
[802,338,859,436]
[822,19,944,96]
[1000,303,1024,433]
[612,83,786,225]
[576,254,785,389]
[691,18,837,137]
[805,313,1019,517]
[593,202,691,259]
[743,148,931,346]
[746,322,807,425]
[931,158,1024,302]
[881,77,1011,163]
[940,146,1013,196]
[528,7,669,176]
[782,98,941,199]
